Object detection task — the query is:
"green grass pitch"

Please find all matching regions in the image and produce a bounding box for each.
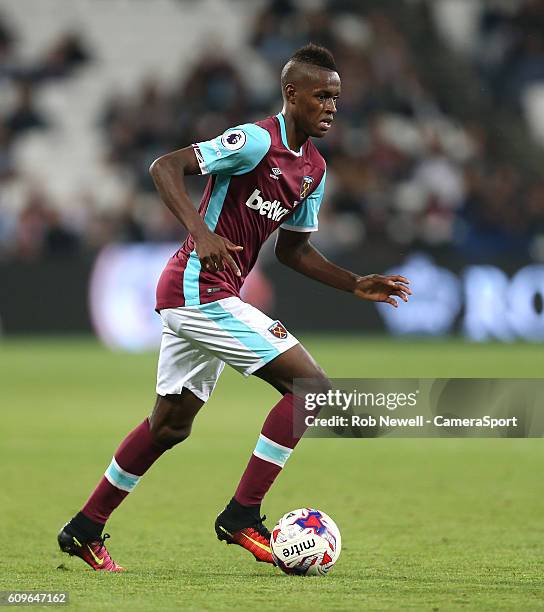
[1,336,543,611]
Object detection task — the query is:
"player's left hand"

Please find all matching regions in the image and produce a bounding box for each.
[354,274,412,308]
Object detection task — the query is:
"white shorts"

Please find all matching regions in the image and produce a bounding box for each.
[156,297,299,402]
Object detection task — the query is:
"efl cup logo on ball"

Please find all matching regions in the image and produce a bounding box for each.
[270,508,341,576]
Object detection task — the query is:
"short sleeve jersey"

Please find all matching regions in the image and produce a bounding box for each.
[156,113,327,310]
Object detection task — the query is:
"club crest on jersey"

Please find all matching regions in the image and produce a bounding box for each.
[300,175,314,199]
[221,129,246,151]
[268,320,288,340]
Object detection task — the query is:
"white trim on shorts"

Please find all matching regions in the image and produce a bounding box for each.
[156,297,299,401]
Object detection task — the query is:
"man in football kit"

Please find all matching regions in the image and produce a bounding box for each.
[58,44,411,571]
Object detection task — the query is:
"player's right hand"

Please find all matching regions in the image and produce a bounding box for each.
[194,230,243,276]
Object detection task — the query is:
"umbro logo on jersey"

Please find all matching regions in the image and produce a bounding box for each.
[270,167,282,180]
[245,189,290,221]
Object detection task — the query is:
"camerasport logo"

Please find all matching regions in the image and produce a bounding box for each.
[268,321,288,339]
[221,129,246,150]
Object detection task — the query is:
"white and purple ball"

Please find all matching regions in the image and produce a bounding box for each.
[270,508,341,576]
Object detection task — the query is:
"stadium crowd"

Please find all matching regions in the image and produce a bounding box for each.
[475,0,544,108]
[1,0,544,263]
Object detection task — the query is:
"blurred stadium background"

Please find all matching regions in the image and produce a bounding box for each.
[2,0,544,346]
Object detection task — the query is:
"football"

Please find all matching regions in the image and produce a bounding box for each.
[270,508,341,576]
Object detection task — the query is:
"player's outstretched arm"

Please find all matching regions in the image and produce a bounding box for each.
[149,148,242,275]
[275,229,411,308]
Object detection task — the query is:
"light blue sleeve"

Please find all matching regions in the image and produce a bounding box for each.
[281,170,326,232]
[194,123,271,176]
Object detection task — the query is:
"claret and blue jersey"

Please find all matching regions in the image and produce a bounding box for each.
[156,113,327,310]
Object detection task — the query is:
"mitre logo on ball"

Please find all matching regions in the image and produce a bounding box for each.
[270,508,342,576]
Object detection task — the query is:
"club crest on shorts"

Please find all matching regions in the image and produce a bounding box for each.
[300,175,314,199]
[268,320,288,339]
[221,129,246,151]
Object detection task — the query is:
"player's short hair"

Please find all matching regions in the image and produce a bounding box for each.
[288,43,337,73]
